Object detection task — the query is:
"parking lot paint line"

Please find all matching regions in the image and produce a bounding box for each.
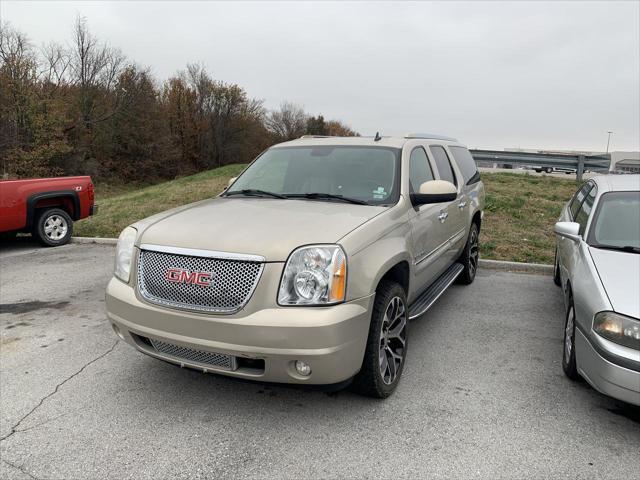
[71,236,553,274]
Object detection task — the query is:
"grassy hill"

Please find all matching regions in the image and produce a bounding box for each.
[75,166,578,264]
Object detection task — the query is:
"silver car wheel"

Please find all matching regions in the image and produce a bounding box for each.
[564,306,575,364]
[379,296,407,385]
[44,215,68,241]
[469,227,479,276]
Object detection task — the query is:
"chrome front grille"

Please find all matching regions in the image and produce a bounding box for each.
[137,246,264,313]
[149,338,237,370]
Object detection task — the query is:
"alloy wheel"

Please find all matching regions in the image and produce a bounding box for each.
[379,296,407,385]
[469,228,479,277]
[564,306,575,364]
[44,215,68,241]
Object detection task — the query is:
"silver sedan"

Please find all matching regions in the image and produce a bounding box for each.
[554,174,640,406]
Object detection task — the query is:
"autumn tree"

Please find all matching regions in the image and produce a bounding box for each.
[266,101,307,141]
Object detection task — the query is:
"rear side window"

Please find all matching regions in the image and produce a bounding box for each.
[429,145,457,186]
[449,146,480,185]
[409,147,434,192]
[570,183,593,219]
[575,186,596,235]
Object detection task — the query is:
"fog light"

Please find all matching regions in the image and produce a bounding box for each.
[295,360,311,376]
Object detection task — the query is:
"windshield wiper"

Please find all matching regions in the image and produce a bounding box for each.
[225,189,287,199]
[284,192,368,205]
[592,245,640,254]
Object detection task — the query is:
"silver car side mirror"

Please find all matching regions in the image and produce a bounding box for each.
[554,221,581,242]
[410,180,457,206]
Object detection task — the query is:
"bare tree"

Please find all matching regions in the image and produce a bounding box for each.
[266,101,307,141]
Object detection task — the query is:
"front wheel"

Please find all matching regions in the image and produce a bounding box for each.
[457,223,479,285]
[34,208,73,247]
[553,248,561,286]
[562,301,580,380]
[352,281,408,398]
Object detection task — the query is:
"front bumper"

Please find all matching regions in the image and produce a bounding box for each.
[575,328,640,406]
[106,278,374,385]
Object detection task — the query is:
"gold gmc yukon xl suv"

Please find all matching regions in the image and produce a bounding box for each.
[106,134,485,397]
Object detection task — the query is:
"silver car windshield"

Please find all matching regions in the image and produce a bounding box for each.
[226,146,401,206]
[588,191,640,249]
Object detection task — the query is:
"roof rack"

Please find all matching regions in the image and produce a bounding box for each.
[404,133,458,142]
[299,135,335,139]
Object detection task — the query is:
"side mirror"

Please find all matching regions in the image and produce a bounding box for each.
[410,180,457,206]
[554,221,581,242]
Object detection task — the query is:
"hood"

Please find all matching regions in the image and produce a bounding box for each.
[589,247,640,319]
[137,197,386,261]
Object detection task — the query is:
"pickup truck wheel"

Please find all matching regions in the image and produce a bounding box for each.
[457,223,479,285]
[562,300,580,381]
[352,281,408,398]
[35,208,73,247]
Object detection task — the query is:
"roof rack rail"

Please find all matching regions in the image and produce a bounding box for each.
[299,135,335,139]
[404,133,458,142]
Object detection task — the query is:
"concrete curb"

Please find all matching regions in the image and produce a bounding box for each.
[70,236,554,275]
[71,236,118,245]
[479,258,553,275]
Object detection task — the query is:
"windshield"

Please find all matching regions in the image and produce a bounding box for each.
[226,146,401,205]
[587,191,640,249]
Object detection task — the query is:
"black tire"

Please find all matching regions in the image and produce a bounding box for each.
[553,248,561,286]
[352,281,408,398]
[562,297,580,380]
[34,208,73,247]
[457,223,479,285]
[544,167,553,173]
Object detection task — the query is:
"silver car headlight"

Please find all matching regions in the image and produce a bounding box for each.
[593,311,640,350]
[114,226,137,283]
[278,245,347,306]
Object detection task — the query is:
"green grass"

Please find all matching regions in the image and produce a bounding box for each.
[75,167,579,264]
[74,164,247,238]
[480,172,579,264]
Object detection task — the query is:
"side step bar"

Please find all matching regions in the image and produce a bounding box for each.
[408,263,464,320]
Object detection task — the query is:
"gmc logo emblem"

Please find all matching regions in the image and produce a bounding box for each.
[165,268,213,286]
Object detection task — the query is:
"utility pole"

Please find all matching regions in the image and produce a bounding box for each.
[606,131,613,154]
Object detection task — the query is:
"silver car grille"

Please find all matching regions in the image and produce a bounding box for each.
[137,247,264,313]
[149,338,237,370]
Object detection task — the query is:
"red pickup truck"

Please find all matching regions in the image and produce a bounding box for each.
[0,176,96,247]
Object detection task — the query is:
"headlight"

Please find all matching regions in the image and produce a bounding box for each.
[593,311,640,350]
[114,226,137,282]
[278,245,347,306]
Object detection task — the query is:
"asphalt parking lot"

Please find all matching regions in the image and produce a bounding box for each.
[1,242,639,479]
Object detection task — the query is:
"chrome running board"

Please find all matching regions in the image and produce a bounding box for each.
[408,263,464,320]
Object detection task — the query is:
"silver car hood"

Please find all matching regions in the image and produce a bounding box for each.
[589,247,640,319]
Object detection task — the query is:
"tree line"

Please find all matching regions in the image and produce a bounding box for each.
[0,17,358,182]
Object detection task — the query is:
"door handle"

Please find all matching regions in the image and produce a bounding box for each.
[458,200,467,209]
[438,212,448,223]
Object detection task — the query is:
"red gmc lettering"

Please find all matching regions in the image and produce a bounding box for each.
[165,268,212,286]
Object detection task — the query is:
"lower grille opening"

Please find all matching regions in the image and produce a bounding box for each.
[132,333,237,371]
[236,357,265,374]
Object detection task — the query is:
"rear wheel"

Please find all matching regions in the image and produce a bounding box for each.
[544,167,553,173]
[34,208,73,247]
[352,281,408,398]
[562,300,580,380]
[457,223,479,285]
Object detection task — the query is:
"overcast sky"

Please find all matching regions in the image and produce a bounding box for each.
[2,0,639,151]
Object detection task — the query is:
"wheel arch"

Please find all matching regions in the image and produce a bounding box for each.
[27,191,80,229]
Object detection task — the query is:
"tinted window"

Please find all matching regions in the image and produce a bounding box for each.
[569,183,593,219]
[587,191,640,249]
[449,146,479,184]
[228,146,400,205]
[575,186,596,236]
[429,145,457,186]
[409,147,434,192]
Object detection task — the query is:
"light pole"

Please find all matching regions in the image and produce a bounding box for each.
[606,131,613,154]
